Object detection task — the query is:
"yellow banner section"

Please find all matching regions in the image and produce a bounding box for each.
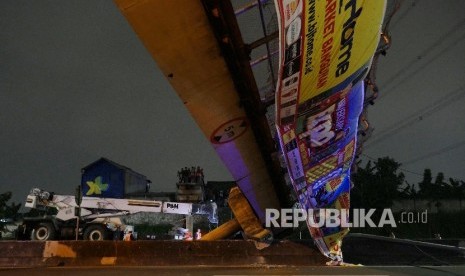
[299,0,385,102]
[275,0,386,263]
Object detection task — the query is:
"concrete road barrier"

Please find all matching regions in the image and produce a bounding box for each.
[0,240,326,268]
[1,234,465,268]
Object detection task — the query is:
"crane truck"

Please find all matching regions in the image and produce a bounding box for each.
[16,188,218,241]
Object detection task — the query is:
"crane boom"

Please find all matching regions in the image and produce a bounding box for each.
[25,188,218,223]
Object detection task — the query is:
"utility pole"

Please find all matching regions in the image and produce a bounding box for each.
[75,185,82,240]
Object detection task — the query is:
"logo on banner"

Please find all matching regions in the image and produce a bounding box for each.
[296,89,350,153]
[283,0,303,27]
[286,17,302,46]
[278,73,300,125]
[285,39,301,63]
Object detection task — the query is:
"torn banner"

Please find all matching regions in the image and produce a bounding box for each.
[274,0,386,262]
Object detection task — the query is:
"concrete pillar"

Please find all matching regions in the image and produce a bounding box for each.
[186,215,194,234]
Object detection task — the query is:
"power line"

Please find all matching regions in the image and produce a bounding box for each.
[365,87,465,148]
[380,21,465,100]
[389,0,414,31]
[402,140,465,165]
[397,167,424,177]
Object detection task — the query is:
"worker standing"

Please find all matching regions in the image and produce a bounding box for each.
[195,229,202,240]
[184,231,193,241]
[123,230,134,241]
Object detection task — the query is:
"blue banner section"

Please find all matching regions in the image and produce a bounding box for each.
[290,81,363,210]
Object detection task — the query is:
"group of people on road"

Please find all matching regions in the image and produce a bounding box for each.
[183,229,202,241]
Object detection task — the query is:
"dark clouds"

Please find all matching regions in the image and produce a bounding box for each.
[1,0,232,204]
[363,0,465,184]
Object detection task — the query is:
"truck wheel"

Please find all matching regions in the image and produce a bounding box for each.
[84,224,109,241]
[31,223,56,241]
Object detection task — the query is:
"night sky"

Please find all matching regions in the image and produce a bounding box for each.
[1,0,465,206]
[1,0,233,205]
[361,0,465,186]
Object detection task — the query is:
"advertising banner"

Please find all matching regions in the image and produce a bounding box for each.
[274,0,386,262]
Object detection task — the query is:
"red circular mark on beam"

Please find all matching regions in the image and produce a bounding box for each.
[210,118,248,144]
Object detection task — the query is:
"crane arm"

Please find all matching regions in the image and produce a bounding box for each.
[25,188,218,223]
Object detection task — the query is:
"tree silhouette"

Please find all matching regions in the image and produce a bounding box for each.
[0,192,21,231]
[418,169,433,198]
[352,157,405,209]
[448,178,465,210]
[418,170,464,196]
[399,181,418,209]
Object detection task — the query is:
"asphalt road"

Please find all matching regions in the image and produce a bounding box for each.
[1,266,464,276]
